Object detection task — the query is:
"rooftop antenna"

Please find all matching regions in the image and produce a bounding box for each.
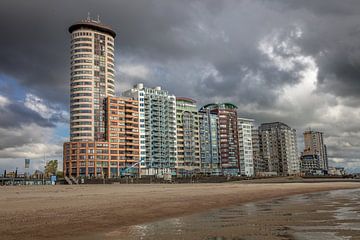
[87,12,91,21]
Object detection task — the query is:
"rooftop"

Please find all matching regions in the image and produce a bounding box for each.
[69,18,116,38]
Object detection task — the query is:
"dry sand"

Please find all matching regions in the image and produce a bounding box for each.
[0,182,359,240]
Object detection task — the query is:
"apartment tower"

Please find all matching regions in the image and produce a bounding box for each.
[301,130,328,173]
[69,17,116,142]
[199,108,220,175]
[238,118,254,176]
[176,98,201,176]
[251,127,268,174]
[123,84,177,176]
[200,103,240,175]
[64,18,140,178]
[259,122,299,176]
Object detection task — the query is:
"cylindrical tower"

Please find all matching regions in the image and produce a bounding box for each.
[69,18,116,142]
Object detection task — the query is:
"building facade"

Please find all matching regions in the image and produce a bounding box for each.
[199,108,220,175]
[64,96,140,177]
[238,118,254,176]
[175,98,201,175]
[301,130,328,172]
[259,122,299,176]
[200,103,240,175]
[251,127,268,175]
[300,154,321,175]
[123,84,177,176]
[64,19,141,178]
[69,18,116,142]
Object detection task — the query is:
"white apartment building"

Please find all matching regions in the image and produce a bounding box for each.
[238,118,254,176]
[123,83,177,176]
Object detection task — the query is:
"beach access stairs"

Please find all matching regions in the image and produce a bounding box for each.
[64,176,79,185]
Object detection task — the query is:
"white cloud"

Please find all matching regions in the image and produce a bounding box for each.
[118,64,150,80]
[24,93,56,119]
[257,26,322,114]
[0,143,61,159]
[258,26,305,72]
[256,26,360,169]
[0,123,64,173]
[24,93,68,121]
[0,95,10,107]
[0,123,61,157]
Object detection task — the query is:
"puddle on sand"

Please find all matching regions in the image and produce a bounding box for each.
[292,232,351,240]
[91,189,360,240]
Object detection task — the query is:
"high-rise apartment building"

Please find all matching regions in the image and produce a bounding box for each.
[251,127,268,174]
[175,98,201,175]
[123,84,177,176]
[301,130,328,173]
[64,19,140,178]
[238,118,254,176]
[200,103,240,175]
[251,127,261,173]
[259,122,299,176]
[199,108,220,175]
[64,96,140,177]
[69,18,116,142]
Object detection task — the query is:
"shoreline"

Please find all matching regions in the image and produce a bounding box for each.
[1,182,359,240]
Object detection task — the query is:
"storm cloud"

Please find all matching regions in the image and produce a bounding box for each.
[0,0,360,171]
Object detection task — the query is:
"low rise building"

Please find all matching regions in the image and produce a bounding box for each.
[300,154,321,175]
[328,167,346,176]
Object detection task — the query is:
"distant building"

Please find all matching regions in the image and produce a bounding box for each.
[301,130,328,172]
[259,122,299,176]
[32,170,44,179]
[328,167,345,176]
[175,97,201,176]
[123,83,177,176]
[199,107,220,175]
[251,127,268,174]
[238,118,254,176]
[200,103,240,175]
[300,154,321,175]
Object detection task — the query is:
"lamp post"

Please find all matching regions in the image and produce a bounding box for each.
[42,153,46,185]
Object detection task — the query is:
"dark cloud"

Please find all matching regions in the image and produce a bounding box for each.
[0,0,360,169]
[1,0,358,105]
[0,0,298,106]
[0,102,54,129]
[0,0,194,107]
[278,0,360,16]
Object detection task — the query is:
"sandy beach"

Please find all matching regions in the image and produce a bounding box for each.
[0,182,359,240]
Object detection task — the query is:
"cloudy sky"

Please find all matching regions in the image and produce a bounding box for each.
[0,0,359,172]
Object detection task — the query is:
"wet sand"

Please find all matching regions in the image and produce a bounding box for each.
[0,182,359,240]
[106,189,360,240]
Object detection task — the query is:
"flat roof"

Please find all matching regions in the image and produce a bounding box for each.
[176,97,197,104]
[69,20,116,38]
